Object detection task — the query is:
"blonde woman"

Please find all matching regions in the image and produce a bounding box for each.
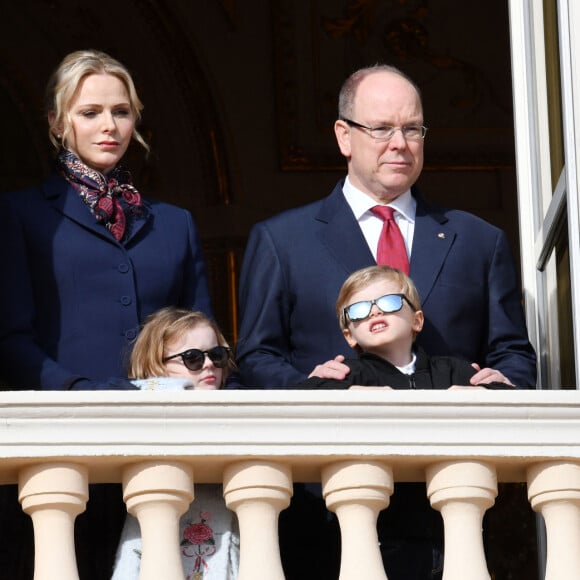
[0,49,212,392]
[0,49,213,579]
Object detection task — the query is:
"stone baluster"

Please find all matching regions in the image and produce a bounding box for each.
[426,460,497,580]
[122,461,194,580]
[322,460,393,580]
[223,460,292,580]
[527,461,580,579]
[18,462,88,580]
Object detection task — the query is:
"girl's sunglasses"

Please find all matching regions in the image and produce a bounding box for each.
[163,346,232,371]
[344,293,416,322]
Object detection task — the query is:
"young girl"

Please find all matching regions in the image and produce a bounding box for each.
[111,307,239,580]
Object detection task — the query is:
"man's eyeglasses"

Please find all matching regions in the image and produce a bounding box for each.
[341,118,428,142]
[344,293,417,322]
[163,346,232,371]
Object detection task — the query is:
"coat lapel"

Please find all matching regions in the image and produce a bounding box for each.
[316,181,375,276]
[42,174,107,238]
[41,173,150,245]
[122,202,151,245]
[314,182,457,299]
[410,190,455,305]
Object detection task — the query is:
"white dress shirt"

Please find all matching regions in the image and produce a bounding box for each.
[342,176,417,260]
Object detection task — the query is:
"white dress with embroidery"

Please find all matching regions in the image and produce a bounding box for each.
[111,484,239,580]
[111,378,239,580]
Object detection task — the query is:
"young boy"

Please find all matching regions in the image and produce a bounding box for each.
[302,265,513,389]
[298,266,511,580]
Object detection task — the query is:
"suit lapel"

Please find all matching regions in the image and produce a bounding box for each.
[410,193,455,304]
[314,182,457,296]
[316,182,375,275]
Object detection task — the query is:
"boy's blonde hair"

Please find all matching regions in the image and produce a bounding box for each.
[46,49,149,153]
[129,307,234,386]
[336,265,421,329]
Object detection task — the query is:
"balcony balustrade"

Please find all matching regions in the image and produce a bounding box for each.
[1,389,579,579]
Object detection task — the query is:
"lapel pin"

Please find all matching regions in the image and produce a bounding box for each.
[438,233,445,239]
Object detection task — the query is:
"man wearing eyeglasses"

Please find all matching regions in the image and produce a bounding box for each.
[236,64,536,579]
[238,64,535,390]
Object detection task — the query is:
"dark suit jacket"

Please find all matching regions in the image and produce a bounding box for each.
[237,179,536,388]
[0,174,212,390]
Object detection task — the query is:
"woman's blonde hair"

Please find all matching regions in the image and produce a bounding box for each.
[129,307,234,386]
[336,265,422,329]
[45,49,149,153]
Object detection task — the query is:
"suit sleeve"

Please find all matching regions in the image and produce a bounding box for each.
[236,222,307,388]
[296,377,353,389]
[484,230,536,388]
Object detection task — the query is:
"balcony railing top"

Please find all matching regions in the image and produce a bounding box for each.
[0,389,579,484]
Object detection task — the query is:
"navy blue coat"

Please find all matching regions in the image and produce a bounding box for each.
[0,174,212,390]
[237,179,537,388]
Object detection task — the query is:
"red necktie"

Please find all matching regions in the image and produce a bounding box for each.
[371,205,410,274]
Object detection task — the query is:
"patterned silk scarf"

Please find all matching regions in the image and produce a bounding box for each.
[57,149,143,241]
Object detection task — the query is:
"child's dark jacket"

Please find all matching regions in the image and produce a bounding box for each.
[298,346,510,547]
[300,346,511,389]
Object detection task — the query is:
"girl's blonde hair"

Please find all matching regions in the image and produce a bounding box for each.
[46,49,149,153]
[129,307,234,387]
[336,265,421,329]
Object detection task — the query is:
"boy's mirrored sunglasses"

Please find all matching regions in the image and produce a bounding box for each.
[163,346,232,371]
[344,293,417,322]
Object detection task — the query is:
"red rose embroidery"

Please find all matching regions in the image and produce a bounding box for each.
[183,522,214,545]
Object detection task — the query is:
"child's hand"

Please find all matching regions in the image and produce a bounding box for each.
[470,363,515,386]
[309,355,350,380]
